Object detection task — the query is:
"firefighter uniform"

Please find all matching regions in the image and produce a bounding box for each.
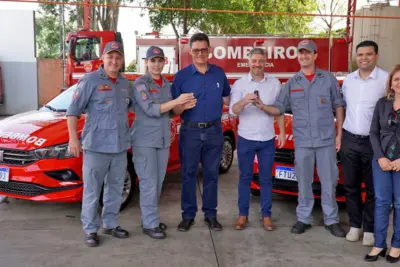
[131,70,172,230]
[66,64,131,235]
[274,67,345,226]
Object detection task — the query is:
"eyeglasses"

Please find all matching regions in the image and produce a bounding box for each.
[191,48,209,55]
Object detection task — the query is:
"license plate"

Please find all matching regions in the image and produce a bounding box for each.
[0,168,9,182]
[275,166,297,181]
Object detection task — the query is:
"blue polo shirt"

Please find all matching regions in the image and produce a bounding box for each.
[171,64,231,122]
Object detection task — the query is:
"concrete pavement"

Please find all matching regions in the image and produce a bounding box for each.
[0,158,395,267]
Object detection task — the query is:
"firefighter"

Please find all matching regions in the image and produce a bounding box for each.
[67,41,131,247]
[131,46,195,239]
[260,40,347,237]
[171,33,231,232]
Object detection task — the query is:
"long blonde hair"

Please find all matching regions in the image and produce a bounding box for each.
[386,64,400,100]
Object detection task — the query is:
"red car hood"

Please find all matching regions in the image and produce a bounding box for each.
[0,110,77,150]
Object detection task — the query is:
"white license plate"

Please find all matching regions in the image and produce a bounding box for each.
[0,168,10,182]
[275,166,297,181]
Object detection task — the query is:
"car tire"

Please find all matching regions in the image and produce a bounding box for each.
[251,189,260,196]
[99,156,136,211]
[219,135,234,174]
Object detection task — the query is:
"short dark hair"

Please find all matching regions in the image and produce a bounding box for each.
[189,33,210,47]
[356,40,379,54]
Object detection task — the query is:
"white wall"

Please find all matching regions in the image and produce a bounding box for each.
[0,10,38,115]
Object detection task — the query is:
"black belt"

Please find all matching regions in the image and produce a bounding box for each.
[181,120,220,128]
[345,129,369,139]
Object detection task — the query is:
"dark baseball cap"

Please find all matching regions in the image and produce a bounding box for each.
[143,46,165,59]
[297,40,317,53]
[103,41,124,56]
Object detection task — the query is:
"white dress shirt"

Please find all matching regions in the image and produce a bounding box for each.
[229,73,281,141]
[342,66,389,136]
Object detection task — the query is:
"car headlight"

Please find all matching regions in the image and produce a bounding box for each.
[33,143,74,160]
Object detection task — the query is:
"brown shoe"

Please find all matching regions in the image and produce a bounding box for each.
[263,217,274,231]
[235,216,248,230]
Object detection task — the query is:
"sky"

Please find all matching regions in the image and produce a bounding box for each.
[0,0,399,63]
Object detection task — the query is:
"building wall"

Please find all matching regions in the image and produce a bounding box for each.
[0,10,38,115]
[353,4,400,73]
[37,59,64,106]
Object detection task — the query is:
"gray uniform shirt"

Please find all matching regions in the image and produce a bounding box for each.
[66,66,132,153]
[131,72,172,148]
[274,68,345,148]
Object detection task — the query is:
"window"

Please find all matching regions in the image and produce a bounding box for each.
[41,85,76,112]
[74,38,101,61]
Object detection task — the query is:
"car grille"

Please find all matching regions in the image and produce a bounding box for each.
[0,149,37,165]
[0,181,82,196]
[275,148,294,164]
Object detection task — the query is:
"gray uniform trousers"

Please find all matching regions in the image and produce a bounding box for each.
[295,144,339,225]
[133,146,169,229]
[81,150,127,234]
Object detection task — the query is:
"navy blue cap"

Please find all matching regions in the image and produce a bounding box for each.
[143,46,165,59]
[103,41,124,55]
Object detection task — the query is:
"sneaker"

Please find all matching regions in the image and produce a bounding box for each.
[325,223,346,237]
[346,227,362,242]
[362,232,375,247]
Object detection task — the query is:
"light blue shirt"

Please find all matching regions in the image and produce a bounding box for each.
[229,73,281,141]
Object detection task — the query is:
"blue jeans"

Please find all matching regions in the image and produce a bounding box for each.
[372,158,400,248]
[237,136,275,217]
[179,123,224,219]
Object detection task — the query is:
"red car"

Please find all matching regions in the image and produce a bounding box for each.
[0,76,238,210]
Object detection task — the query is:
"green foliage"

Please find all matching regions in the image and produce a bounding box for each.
[141,0,317,36]
[125,60,137,72]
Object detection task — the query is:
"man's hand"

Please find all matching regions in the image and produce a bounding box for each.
[378,157,392,171]
[335,134,342,152]
[390,159,400,171]
[68,138,82,157]
[277,132,286,148]
[254,97,264,109]
[243,93,258,105]
[182,99,197,110]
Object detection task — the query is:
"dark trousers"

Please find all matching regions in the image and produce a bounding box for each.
[237,136,275,217]
[178,123,224,219]
[340,130,374,232]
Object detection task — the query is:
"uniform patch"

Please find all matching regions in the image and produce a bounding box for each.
[73,89,79,99]
[320,97,327,104]
[291,88,304,93]
[98,84,112,91]
[149,88,160,93]
[111,43,119,49]
[153,47,161,54]
[336,82,343,95]
[141,91,148,101]
[136,84,146,92]
[105,100,112,104]
[300,40,309,45]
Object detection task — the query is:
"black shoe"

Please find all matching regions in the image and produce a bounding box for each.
[324,223,346,237]
[177,219,195,232]
[386,253,400,263]
[103,226,129,239]
[364,248,387,262]
[204,217,223,231]
[85,233,99,247]
[143,227,167,239]
[291,221,312,234]
[142,222,168,231]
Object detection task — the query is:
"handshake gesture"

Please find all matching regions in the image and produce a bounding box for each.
[176,93,197,110]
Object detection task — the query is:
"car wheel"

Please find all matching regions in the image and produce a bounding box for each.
[219,136,234,174]
[99,158,136,211]
[251,189,260,196]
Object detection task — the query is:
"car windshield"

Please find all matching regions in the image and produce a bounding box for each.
[40,85,76,112]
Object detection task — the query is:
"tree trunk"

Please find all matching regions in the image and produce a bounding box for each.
[170,11,180,38]
[183,0,189,34]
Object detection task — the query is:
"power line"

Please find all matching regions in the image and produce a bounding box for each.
[3,0,400,20]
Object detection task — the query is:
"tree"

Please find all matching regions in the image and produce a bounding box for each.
[125,60,137,72]
[141,0,317,37]
[313,0,347,36]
